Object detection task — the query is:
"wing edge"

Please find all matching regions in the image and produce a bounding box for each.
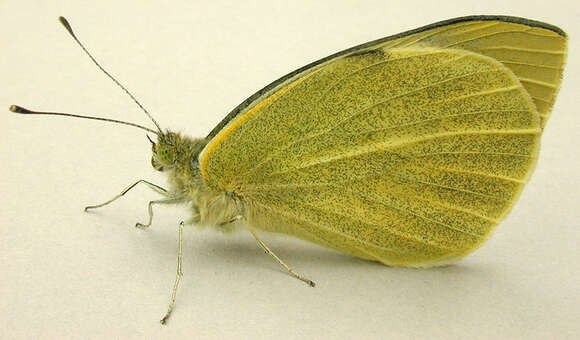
[205,15,566,139]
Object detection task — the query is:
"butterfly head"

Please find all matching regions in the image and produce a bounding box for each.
[149,132,181,172]
[149,132,208,173]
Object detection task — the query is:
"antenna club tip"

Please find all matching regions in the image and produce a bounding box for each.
[9,105,33,114]
[9,105,21,113]
[58,16,74,35]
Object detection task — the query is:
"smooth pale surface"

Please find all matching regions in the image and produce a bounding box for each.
[1,1,578,340]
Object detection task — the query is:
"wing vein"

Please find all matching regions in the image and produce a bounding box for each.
[530,95,554,103]
[475,46,565,55]
[242,58,501,177]
[500,61,564,70]
[277,129,537,174]
[443,28,533,47]
[248,155,512,203]
[395,22,486,47]
[318,69,505,134]
[318,50,448,102]
[382,170,511,201]
[518,77,558,89]
[382,189,500,223]
[249,200,405,257]
[328,109,532,141]
[243,150,532,191]
[250,195,456,251]
[432,166,524,183]
[347,188,486,237]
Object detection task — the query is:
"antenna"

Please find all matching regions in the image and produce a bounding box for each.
[9,105,159,134]
[58,16,163,133]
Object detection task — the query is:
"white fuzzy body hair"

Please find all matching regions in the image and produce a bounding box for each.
[155,133,244,232]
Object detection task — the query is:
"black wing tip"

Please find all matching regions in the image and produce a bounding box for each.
[432,15,567,38]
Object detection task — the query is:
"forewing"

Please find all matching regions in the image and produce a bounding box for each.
[373,17,567,127]
[202,48,540,266]
[206,16,566,139]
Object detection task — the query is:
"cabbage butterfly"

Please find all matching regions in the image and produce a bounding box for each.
[10,15,567,324]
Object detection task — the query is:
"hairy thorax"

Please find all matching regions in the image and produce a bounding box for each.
[157,133,243,231]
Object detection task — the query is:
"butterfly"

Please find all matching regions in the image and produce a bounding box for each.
[11,15,567,323]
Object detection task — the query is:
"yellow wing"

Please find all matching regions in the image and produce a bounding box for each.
[370,17,567,127]
[200,17,567,266]
[206,16,566,137]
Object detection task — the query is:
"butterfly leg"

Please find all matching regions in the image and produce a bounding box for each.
[135,197,185,229]
[84,179,168,211]
[248,228,316,287]
[160,221,185,325]
[218,215,242,226]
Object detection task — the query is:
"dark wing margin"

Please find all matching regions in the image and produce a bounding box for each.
[206,15,566,139]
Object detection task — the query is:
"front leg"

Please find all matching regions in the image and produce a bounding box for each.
[85,179,168,211]
[136,197,186,229]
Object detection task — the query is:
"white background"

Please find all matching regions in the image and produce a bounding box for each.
[1,1,578,339]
